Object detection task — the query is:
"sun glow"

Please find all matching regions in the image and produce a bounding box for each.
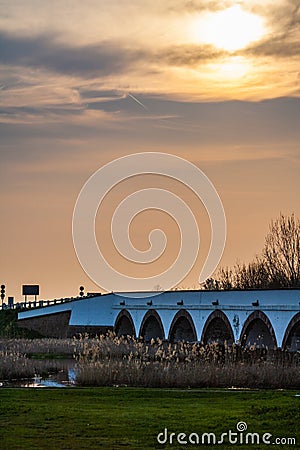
[191,5,265,52]
[212,57,250,80]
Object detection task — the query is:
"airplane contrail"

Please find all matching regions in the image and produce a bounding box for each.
[127,91,179,128]
[127,92,149,111]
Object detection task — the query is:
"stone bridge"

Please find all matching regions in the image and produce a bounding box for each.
[18,289,300,350]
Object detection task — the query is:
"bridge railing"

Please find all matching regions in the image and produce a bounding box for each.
[0,296,96,311]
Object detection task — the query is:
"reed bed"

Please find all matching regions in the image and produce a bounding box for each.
[1,333,300,387]
[0,350,70,380]
[0,338,80,356]
[0,351,34,380]
[75,332,300,389]
[0,338,80,380]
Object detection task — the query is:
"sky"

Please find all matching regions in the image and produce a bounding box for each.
[1,0,300,301]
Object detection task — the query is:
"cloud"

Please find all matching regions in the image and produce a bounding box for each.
[0,0,299,107]
[166,0,233,14]
[244,37,300,58]
[0,31,140,77]
[153,44,225,66]
[1,95,300,145]
[0,28,227,79]
[242,1,300,59]
[78,89,124,100]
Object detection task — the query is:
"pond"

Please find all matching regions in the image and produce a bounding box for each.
[0,359,77,388]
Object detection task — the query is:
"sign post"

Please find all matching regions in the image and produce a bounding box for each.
[22,285,40,304]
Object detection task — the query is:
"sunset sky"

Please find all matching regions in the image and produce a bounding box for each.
[1,0,300,301]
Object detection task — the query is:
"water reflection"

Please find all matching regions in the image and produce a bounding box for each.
[0,362,77,388]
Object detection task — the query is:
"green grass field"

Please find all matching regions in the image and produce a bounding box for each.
[0,388,299,449]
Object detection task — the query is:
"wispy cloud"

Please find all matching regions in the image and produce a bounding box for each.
[153,44,225,66]
[0,0,299,122]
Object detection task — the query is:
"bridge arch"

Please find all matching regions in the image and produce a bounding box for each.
[201,310,234,345]
[139,309,165,341]
[240,311,277,349]
[282,312,300,351]
[168,310,197,342]
[114,309,136,338]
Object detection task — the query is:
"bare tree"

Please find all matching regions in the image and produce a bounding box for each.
[263,213,300,288]
[206,259,270,290]
[216,266,234,289]
[233,258,270,290]
[203,213,300,290]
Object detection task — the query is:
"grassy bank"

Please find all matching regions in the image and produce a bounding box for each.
[0,388,299,449]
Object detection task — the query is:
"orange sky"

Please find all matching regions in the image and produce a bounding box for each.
[0,0,299,301]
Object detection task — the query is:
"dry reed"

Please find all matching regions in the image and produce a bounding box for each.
[75,332,300,389]
[1,334,299,387]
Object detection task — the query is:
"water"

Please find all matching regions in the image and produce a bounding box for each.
[0,363,77,388]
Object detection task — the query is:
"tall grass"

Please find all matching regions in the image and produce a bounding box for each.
[0,350,73,380]
[0,338,80,380]
[0,338,80,356]
[0,351,34,380]
[75,332,300,389]
[1,334,300,387]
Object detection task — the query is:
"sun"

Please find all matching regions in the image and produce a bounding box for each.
[191,5,265,52]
